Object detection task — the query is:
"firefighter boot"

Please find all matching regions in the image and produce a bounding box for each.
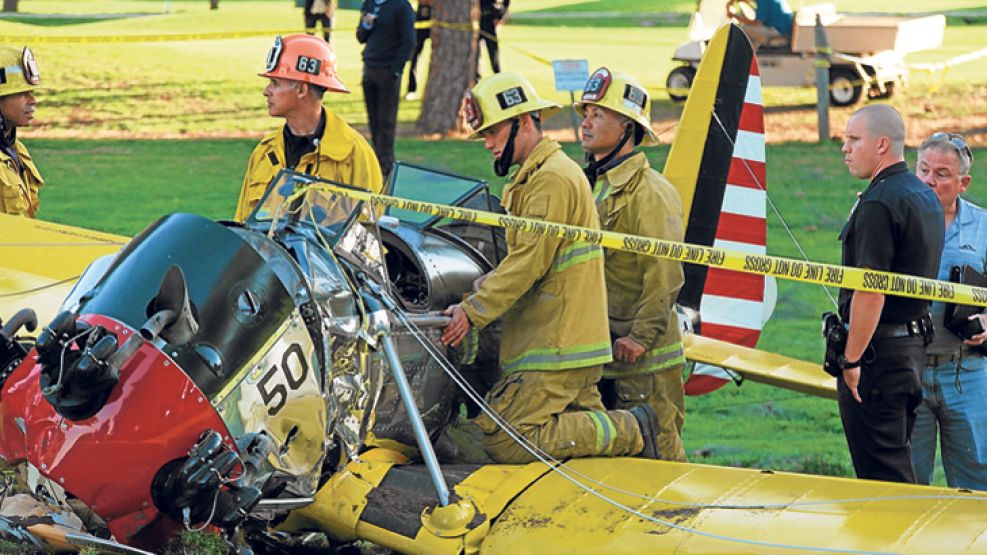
[629,404,661,459]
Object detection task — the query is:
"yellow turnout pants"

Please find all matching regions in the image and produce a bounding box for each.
[603,365,687,462]
[474,366,644,464]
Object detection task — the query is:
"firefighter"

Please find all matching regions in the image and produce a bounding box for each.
[0,46,43,218]
[576,68,688,462]
[235,34,382,222]
[441,72,660,464]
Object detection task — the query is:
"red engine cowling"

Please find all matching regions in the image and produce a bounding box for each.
[0,314,234,545]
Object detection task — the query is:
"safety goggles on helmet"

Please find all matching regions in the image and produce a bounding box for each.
[928,132,974,168]
[260,34,348,93]
[573,67,657,147]
[463,72,561,139]
[0,46,41,97]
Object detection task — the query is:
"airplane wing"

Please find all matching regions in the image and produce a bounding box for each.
[683,333,836,399]
[287,448,987,555]
[0,214,125,327]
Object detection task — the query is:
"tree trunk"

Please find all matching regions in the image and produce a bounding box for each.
[2,0,18,13]
[209,0,219,9]
[416,0,478,135]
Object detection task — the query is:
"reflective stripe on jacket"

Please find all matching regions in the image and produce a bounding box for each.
[234,108,382,222]
[462,138,612,373]
[0,140,43,218]
[595,152,685,377]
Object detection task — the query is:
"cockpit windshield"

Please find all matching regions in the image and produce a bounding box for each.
[385,162,495,226]
[249,170,369,242]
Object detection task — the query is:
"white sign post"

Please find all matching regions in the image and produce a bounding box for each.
[552,59,589,142]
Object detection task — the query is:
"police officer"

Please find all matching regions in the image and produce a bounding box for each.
[911,132,987,490]
[405,0,431,99]
[0,46,43,218]
[235,34,382,222]
[576,68,688,462]
[476,0,508,77]
[837,104,944,483]
[440,73,659,464]
[356,0,415,177]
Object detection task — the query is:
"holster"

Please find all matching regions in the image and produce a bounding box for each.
[821,311,846,378]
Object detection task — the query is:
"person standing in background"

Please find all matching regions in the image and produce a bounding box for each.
[836,104,943,483]
[303,0,335,42]
[911,132,987,491]
[405,0,432,100]
[476,0,509,78]
[357,0,415,177]
[235,35,381,222]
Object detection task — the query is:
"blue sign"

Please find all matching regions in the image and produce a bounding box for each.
[552,59,589,92]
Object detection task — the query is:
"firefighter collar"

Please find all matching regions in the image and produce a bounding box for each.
[511,137,561,186]
[262,108,356,162]
[601,151,648,193]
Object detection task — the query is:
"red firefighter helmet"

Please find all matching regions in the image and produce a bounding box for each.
[260,34,348,93]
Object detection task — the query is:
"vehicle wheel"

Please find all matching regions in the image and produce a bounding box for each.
[869,80,895,100]
[829,68,862,107]
[667,65,696,102]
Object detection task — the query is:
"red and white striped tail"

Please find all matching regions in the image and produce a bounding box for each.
[686,58,773,395]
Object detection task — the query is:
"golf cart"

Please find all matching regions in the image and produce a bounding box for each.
[667,1,945,107]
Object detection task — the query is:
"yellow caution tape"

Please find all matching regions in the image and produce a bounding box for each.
[417,20,476,31]
[295,183,987,307]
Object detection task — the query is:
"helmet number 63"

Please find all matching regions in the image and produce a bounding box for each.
[296,55,322,76]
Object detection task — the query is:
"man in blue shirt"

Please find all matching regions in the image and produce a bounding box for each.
[911,132,987,490]
[727,0,793,48]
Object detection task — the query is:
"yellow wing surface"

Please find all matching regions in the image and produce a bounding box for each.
[0,214,125,327]
[288,449,987,555]
[684,334,836,399]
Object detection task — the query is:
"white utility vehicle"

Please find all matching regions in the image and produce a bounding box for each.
[667,1,945,106]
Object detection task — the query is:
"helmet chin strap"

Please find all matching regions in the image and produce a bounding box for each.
[583,123,635,186]
[493,118,521,177]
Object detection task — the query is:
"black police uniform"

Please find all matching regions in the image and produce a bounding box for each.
[477,0,509,76]
[837,160,944,483]
[406,0,431,95]
[357,0,415,176]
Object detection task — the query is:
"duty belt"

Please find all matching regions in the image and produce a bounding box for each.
[872,317,930,340]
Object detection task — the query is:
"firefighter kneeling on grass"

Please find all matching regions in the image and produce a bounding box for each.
[0,46,43,218]
[440,72,660,463]
[577,68,688,462]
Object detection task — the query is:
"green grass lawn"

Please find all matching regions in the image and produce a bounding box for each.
[2,1,984,137]
[28,136,986,482]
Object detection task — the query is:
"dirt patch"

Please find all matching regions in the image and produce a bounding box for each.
[646,507,702,535]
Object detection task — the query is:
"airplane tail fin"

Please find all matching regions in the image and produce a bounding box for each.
[663,24,774,395]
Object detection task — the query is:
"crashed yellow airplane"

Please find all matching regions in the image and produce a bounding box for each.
[1,24,982,555]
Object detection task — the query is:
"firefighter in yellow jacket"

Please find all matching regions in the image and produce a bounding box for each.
[576,68,687,461]
[441,72,660,464]
[0,46,43,218]
[235,34,382,222]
